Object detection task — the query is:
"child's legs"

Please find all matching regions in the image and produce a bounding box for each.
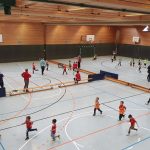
[119,114,123,120]
[26,129,30,138]
[51,132,56,141]
[128,126,132,134]
[93,108,96,115]
[98,108,102,113]
[128,126,137,134]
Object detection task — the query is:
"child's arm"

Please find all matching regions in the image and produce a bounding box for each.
[21,121,26,125]
[136,121,139,127]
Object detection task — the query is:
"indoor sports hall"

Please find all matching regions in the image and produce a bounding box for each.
[0,1,150,150]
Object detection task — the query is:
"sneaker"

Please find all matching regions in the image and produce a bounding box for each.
[57,135,60,139]
[93,114,95,116]
[25,137,29,140]
[101,111,102,114]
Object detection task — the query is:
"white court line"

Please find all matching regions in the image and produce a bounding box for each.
[18,110,150,150]
[30,87,62,100]
[65,112,92,150]
[18,117,69,150]
[18,111,92,150]
[140,127,150,132]
[64,112,120,150]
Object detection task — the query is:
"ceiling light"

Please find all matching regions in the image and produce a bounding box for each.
[143,25,149,32]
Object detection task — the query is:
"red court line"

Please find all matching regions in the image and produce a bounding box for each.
[0,76,33,125]
[48,111,150,150]
[0,93,32,125]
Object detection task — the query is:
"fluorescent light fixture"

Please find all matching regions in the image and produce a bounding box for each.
[143,25,149,32]
[125,13,144,17]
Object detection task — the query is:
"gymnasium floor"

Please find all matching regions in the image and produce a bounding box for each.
[0,56,150,150]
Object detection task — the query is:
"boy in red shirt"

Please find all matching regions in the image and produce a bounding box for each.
[22,116,37,140]
[127,114,138,136]
[63,65,67,75]
[93,97,102,116]
[118,101,126,121]
[74,71,81,84]
[21,69,31,92]
[51,119,60,141]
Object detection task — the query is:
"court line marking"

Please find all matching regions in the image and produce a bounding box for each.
[18,111,91,150]
[65,112,92,150]
[18,117,68,150]
[0,79,32,125]
[0,141,5,150]
[0,91,146,131]
[121,136,150,150]
[47,111,150,150]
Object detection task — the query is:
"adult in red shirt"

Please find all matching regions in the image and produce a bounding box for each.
[127,114,138,136]
[74,71,81,84]
[22,116,37,140]
[21,69,31,92]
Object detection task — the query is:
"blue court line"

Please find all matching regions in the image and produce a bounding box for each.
[121,136,150,150]
[0,141,5,150]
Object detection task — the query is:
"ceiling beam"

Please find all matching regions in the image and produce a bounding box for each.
[30,0,150,14]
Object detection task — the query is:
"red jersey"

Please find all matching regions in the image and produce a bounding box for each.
[22,71,31,80]
[130,118,136,126]
[75,63,78,69]
[119,104,126,114]
[76,72,81,81]
[51,124,56,134]
[64,66,66,71]
[26,120,32,129]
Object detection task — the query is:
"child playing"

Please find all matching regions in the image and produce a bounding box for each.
[63,65,67,75]
[132,58,135,67]
[138,63,141,73]
[127,114,138,136]
[118,58,122,66]
[32,62,38,74]
[74,71,81,84]
[93,97,102,116]
[68,60,72,70]
[22,116,37,140]
[130,59,132,66]
[111,56,114,62]
[146,98,150,105]
[73,62,78,75]
[46,60,49,71]
[118,101,126,121]
[51,119,60,141]
[93,54,97,60]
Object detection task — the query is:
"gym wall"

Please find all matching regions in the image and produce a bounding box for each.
[117,26,150,59]
[0,23,116,62]
[0,22,44,62]
[46,25,116,59]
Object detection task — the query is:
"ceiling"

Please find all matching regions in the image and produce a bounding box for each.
[0,0,150,25]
